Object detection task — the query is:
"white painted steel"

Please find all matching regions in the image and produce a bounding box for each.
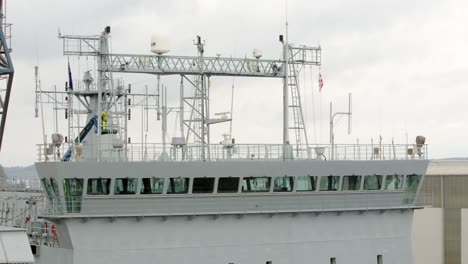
[0,226,34,263]
[35,211,414,264]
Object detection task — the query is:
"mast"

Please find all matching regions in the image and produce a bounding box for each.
[282,21,290,160]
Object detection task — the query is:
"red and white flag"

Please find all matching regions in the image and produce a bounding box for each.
[319,73,324,92]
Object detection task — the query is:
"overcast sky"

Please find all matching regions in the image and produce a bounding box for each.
[0,0,467,166]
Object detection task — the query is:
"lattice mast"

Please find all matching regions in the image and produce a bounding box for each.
[182,36,211,161]
[0,0,13,150]
[57,26,320,161]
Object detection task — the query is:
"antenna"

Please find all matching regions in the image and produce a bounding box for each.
[229,80,234,135]
[348,93,352,135]
[329,92,353,160]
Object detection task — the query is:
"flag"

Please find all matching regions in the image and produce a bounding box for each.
[319,73,324,92]
[68,62,74,91]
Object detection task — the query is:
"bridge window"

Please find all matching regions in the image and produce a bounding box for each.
[87,178,111,195]
[273,176,294,192]
[296,176,317,191]
[50,178,60,197]
[384,175,404,190]
[406,174,422,190]
[167,177,190,194]
[364,175,383,190]
[192,177,215,193]
[63,178,84,213]
[41,178,62,212]
[114,178,138,195]
[41,178,54,200]
[242,177,271,192]
[140,177,165,194]
[404,174,422,203]
[319,176,340,191]
[342,175,361,191]
[217,177,240,193]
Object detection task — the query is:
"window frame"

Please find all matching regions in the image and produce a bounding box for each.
[166,177,190,194]
[319,175,341,192]
[140,177,165,195]
[192,177,215,194]
[241,176,272,193]
[86,178,112,195]
[273,176,294,192]
[341,175,362,191]
[383,174,404,190]
[217,177,240,194]
[295,175,318,192]
[363,174,383,191]
[114,177,138,195]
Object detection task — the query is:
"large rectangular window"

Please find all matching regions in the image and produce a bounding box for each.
[342,175,361,191]
[319,176,340,191]
[405,174,422,190]
[87,178,111,195]
[63,178,84,213]
[384,175,404,190]
[273,176,294,192]
[364,175,383,190]
[41,178,54,201]
[114,178,138,195]
[50,178,60,197]
[167,177,190,194]
[242,177,271,192]
[296,176,317,192]
[192,177,215,193]
[217,177,240,193]
[404,174,422,204]
[42,178,62,212]
[141,177,165,194]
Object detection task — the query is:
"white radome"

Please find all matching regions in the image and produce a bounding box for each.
[150,33,170,55]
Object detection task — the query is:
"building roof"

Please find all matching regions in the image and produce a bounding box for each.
[427,160,468,176]
[0,226,34,263]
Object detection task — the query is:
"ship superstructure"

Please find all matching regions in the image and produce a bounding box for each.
[32,26,430,264]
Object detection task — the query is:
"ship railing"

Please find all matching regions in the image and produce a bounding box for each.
[26,222,60,248]
[36,143,429,162]
[2,179,43,192]
[37,192,432,217]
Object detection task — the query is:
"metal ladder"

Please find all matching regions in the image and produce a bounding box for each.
[287,50,308,157]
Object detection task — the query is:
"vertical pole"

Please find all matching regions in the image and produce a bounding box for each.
[54,85,58,132]
[196,36,206,161]
[282,25,290,160]
[124,84,129,159]
[200,75,205,161]
[179,76,184,138]
[140,104,143,161]
[96,31,105,161]
[162,86,167,158]
[329,102,333,160]
[348,93,352,134]
[230,82,234,134]
[157,75,161,120]
[206,76,210,161]
[329,102,333,144]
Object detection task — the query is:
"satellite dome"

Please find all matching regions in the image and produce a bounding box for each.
[150,34,170,55]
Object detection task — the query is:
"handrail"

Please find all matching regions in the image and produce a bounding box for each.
[36,143,429,162]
